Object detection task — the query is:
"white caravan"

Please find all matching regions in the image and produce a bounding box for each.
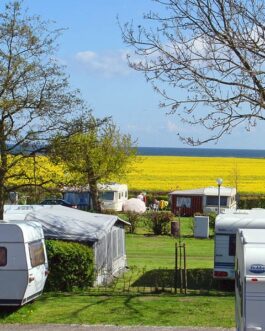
[235,228,265,331]
[99,183,128,212]
[214,209,265,280]
[0,221,48,306]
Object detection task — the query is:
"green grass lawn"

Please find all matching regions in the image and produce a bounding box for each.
[0,216,235,327]
[0,292,235,327]
[126,234,214,269]
[126,217,214,269]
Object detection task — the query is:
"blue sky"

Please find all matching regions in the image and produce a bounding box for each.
[15,0,265,149]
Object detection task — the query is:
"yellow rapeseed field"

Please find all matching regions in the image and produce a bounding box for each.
[125,156,265,193]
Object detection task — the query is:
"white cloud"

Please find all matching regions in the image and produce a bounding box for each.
[166,120,178,133]
[75,49,132,77]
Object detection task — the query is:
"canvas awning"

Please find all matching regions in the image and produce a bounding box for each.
[4,205,129,243]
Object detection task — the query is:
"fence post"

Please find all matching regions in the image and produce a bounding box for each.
[174,242,178,294]
[179,244,183,293]
[183,243,187,295]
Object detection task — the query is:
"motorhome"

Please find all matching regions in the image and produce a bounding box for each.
[235,228,265,331]
[214,209,265,280]
[0,221,48,306]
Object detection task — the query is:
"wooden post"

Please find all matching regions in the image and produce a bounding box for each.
[179,244,183,293]
[175,242,178,294]
[183,243,187,295]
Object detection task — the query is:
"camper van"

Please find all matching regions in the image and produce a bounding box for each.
[214,209,265,280]
[0,221,48,306]
[235,228,265,331]
[99,183,128,212]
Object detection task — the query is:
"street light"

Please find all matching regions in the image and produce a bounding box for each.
[216,178,223,214]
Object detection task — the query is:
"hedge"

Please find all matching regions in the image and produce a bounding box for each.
[45,240,94,291]
[238,196,265,209]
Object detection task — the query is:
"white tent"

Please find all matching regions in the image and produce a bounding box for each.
[123,198,146,213]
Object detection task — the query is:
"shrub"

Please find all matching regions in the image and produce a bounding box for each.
[45,240,94,291]
[125,211,141,234]
[148,211,175,235]
[206,211,217,230]
[100,209,117,215]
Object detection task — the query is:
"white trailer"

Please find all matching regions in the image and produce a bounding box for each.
[235,228,265,331]
[98,183,128,212]
[0,221,48,306]
[214,209,265,280]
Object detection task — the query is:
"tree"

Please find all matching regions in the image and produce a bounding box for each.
[121,0,265,145]
[50,117,137,212]
[0,1,86,218]
[229,162,240,192]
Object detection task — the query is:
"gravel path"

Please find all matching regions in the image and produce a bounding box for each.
[0,325,236,331]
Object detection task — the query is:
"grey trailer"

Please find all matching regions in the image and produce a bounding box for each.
[214,208,265,280]
[235,228,265,331]
[0,221,48,306]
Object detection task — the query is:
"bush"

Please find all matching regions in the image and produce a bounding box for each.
[207,211,217,230]
[45,240,94,291]
[148,211,175,235]
[100,209,118,215]
[125,211,141,234]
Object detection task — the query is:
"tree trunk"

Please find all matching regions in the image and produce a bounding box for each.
[0,165,6,220]
[0,184,4,221]
[89,179,101,212]
[0,124,7,221]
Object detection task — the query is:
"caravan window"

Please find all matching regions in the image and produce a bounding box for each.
[176,197,191,208]
[229,234,236,256]
[0,247,7,266]
[206,196,227,206]
[101,191,114,201]
[29,240,45,267]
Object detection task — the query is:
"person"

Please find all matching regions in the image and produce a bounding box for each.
[142,192,147,204]
[152,198,159,211]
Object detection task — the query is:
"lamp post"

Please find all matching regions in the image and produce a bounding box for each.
[216,178,223,214]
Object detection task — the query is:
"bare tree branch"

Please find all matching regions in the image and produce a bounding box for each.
[121,0,265,144]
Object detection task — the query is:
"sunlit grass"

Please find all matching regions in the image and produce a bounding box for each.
[0,292,234,327]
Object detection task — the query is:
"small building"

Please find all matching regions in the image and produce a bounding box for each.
[5,205,130,285]
[169,186,237,216]
[62,183,128,212]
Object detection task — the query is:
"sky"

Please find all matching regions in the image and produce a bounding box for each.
[11,0,265,149]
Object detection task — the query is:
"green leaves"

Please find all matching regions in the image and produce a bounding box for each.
[45,240,94,291]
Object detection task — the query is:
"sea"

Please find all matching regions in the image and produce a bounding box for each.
[137,147,265,158]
